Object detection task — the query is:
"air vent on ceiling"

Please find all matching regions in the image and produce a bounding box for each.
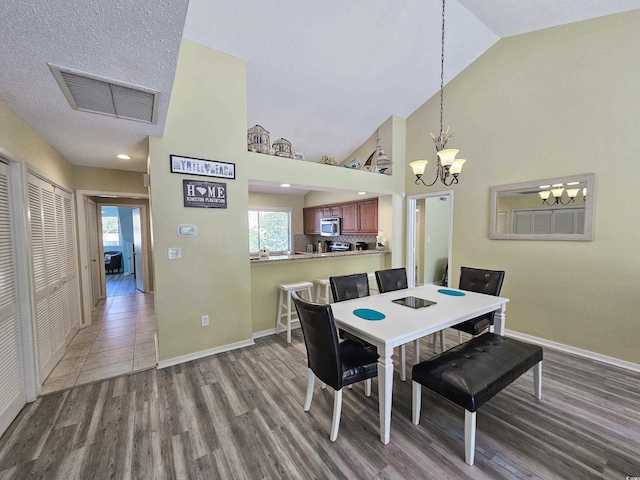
[49,65,160,124]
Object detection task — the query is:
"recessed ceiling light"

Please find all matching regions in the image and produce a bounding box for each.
[552,183,563,187]
[566,181,580,186]
[117,154,131,160]
[539,185,551,189]
[357,191,366,195]
[279,183,291,188]
[99,195,118,198]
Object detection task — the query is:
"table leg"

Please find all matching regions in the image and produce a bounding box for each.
[377,345,394,444]
[494,303,506,335]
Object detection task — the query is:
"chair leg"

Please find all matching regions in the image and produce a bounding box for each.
[534,361,542,399]
[440,330,446,352]
[286,292,292,343]
[365,378,371,397]
[276,289,283,334]
[330,388,343,442]
[465,410,476,466]
[348,385,352,389]
[458,330,462,344]
[400,345,406,381]
[304,368,314,411]
[321,382,326,390]
[412,381,421,424]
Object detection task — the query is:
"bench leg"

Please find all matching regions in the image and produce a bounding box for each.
[330,388,343,442]
[304,368,314,411]
[465,410,476,466]
[534,361,542,399]
[412,381,421,425]
[365,378,371,397]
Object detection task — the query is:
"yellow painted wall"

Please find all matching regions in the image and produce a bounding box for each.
[149,40,404,362]
[251,254,390,333]
[405,11,640,364]
[0,100,73,188]
[73,165,147,194]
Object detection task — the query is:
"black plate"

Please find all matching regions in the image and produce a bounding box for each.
[392,296,437,309]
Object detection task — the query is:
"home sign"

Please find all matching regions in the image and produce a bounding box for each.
[183,179,227,209]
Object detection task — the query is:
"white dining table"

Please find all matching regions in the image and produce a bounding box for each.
[330,284,509,445]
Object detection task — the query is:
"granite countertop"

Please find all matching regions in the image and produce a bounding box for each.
[250,249,390,264]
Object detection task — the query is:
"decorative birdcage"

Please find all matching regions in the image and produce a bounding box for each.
[272,138,293,158]
[247,125,271,154]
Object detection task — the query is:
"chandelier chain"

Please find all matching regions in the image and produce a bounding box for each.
[439,0,446,135]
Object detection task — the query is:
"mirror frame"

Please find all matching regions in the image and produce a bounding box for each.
[489,173,595,241]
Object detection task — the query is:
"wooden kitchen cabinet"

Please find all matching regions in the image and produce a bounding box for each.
[358,199,378,233]
[340,202,359,233]
[304,199,377,235]
[303,207,323,234]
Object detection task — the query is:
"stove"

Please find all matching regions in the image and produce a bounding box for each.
[327,241,351,252]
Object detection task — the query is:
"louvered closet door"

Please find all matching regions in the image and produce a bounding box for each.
[28,174,80,380]
[0,162,26,436]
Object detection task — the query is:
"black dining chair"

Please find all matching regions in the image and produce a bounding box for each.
[449,266,505,347]
[374,267,408,293]
[329,273,370,303]
[291,291,379,442]
[329,273,372,346]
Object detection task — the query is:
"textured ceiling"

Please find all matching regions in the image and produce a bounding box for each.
[0,0,189,172]
[1,1,639,173]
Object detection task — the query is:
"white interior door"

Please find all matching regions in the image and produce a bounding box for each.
[86,198,101,307]
[28,174,80,381]
[132,208,145,293]
[0,162,26,436]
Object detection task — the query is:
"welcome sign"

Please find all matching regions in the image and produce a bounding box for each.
[183,179,227,209]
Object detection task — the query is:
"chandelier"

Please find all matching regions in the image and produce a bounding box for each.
[410,0,466,187]
[538,183,586,205]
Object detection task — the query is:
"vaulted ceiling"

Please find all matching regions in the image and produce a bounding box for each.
[1,0,639,172]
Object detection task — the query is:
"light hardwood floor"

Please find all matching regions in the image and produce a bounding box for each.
[1,329,638,479]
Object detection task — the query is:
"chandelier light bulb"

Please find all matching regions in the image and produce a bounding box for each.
[409,160,429,176]
[450,159,466,174]
[436,149,459,166]
[539,191,551,200]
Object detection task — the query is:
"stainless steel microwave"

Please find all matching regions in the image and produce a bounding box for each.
[320,217,340,236]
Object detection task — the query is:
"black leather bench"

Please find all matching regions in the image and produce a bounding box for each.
[412,333,543,465]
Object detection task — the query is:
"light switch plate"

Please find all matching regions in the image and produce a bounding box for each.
[168,247,181,259]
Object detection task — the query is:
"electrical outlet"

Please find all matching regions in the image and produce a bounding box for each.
[201,315,209,327]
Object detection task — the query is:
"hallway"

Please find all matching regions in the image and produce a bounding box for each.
[40,292,157,395]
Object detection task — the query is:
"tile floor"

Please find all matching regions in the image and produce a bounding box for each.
[40,293,157,395]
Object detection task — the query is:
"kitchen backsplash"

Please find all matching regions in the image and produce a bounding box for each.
[294,234,377,252]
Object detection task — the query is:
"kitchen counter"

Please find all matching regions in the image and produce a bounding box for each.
[250,249,390,264]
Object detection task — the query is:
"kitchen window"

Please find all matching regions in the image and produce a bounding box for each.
[248,207,292,254]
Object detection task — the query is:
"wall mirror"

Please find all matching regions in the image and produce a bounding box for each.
[489,173,595,241]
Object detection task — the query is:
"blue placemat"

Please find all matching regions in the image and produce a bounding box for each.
[438,289,466,297]
[353,308,386,320]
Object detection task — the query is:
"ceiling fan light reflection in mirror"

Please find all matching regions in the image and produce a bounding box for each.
[409,0,467,187]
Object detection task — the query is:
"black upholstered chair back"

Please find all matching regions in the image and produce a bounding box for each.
[291,292,342,390]
[330,273,370,303]
[375,268,408,293]
[459,267,505,297]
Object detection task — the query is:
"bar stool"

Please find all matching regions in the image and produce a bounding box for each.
[276,281,314,343]
[315,278,331,304]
